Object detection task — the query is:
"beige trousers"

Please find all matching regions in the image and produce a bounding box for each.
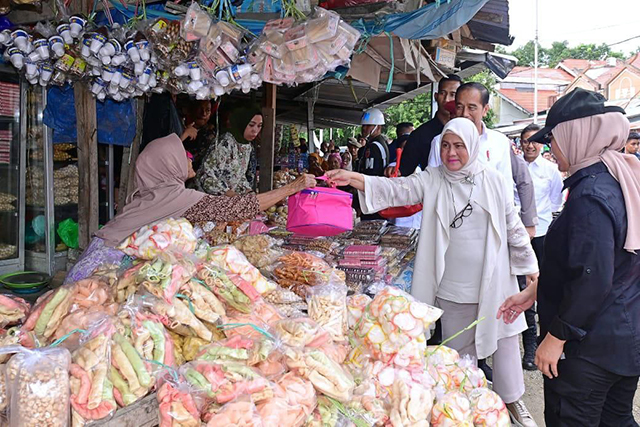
[435,297,526,404]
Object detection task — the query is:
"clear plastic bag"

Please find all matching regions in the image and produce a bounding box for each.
[181,2,213,42]
[4,346,71,427]
[468,388,510,426]
[156,370,203,427]
[206,245,276,295]
[182,358,273,405]
[353,286,443,368]
[69,318,118,423]
[22,285,75,343]
[305,8,340,43]
[256,372,316,427]
[205,396,264,426]
[232,235,283,269]
[388,379,435,427]
[307,283,347,342]
[0,295,29,327]
[274,317,331,349]
[284,347,354,402]
[431,391,473,427]
[116,218,198,260]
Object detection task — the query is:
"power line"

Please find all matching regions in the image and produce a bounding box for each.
[608,34,640,47]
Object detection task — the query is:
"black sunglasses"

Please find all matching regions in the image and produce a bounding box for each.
[450,202,473,229]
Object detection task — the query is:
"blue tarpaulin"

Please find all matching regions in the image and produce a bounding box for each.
[43,85,137,146]
[106,0,489,40]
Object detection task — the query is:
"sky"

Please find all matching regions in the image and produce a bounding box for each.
[508,0,640,57]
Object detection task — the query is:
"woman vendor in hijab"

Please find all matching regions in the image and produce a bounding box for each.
[326,118,539,418]
[65,133,316,284]
[499,89,640,426]
[196,104,262,196]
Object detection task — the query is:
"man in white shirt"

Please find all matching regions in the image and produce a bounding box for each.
[517,123,564,371]
[428,83,514,202]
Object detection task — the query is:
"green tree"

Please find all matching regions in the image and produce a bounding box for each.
[382,92,432,139]
[510,41,625,68]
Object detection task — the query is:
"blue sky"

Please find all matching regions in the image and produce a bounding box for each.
[508,0,640,56]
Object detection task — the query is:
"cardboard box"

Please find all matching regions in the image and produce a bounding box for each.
[428,38,457,69]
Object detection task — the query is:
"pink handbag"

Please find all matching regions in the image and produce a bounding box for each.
[287,178,353,236]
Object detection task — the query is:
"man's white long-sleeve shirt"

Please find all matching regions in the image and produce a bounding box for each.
[517,155,564,237]
[428,122,514,203]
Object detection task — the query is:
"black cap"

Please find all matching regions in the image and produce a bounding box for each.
[529,88,626,144]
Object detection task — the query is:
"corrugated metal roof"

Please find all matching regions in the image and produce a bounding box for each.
[466,0,513,45]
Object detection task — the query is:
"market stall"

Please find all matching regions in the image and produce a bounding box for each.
[0,212,511,426]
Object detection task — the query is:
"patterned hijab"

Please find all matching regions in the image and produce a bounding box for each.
[95,134,205,247]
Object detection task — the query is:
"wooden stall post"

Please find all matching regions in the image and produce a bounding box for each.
[118,100,145,212]
[73,0,99,250]
[259,83,276,193]
[307,98,314,153]
[75,84,99,250]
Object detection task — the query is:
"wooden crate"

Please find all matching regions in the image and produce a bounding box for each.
[93,393,158,427]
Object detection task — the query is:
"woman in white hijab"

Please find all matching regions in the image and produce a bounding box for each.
[327,118,539,423]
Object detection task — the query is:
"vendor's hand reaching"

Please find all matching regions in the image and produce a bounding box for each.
[291,174,317,193]
[497,281,537,324]
[181,122,198,141]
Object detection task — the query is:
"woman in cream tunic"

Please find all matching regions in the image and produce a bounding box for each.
[326,118,539,421]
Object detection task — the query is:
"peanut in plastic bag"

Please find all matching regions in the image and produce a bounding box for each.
[3,346,71,427]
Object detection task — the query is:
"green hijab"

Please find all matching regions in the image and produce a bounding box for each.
[224,104,263,144]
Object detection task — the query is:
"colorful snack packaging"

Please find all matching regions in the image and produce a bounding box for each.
[468,388,511,427]
[117,218,198,260]
[353,286,443,368]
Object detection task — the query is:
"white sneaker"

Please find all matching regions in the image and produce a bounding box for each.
[507,400,538,427]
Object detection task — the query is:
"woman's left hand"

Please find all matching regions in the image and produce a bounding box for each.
[535,333,566,379]
[497,284,536,324]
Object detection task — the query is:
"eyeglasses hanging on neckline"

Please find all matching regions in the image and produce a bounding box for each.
[450,202,473,229]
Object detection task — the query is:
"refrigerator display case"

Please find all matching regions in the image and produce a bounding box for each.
[0,66,23,275]
[24,85,78,275]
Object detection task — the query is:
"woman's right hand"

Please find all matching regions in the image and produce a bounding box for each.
[325,169,353,187]
[290,174,317,193]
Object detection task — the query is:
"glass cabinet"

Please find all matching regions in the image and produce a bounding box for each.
[0,65,23,274]
[24,85,79,275]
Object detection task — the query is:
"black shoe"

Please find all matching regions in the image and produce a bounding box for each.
[522,357,537,371]
[478,359,493,382]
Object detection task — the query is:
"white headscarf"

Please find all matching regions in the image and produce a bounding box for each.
[439,118,485,183]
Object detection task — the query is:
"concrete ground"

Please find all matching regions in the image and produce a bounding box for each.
[515,355,640,426]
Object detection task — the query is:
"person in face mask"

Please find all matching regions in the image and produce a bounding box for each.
[196,104,263,196]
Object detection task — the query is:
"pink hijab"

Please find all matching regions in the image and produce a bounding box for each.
[552,112,640,251]
[95,134,205,247]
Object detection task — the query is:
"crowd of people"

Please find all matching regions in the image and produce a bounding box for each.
[327,82,640,427]
[73,75,640,427]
